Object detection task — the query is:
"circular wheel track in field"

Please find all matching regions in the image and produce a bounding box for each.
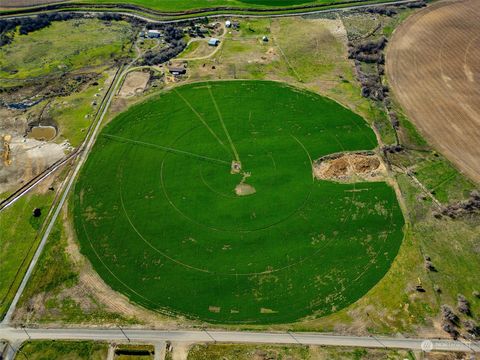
[74,80,404,323]
[386,0,480,183]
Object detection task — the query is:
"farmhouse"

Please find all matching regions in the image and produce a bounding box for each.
[208,38,220,46]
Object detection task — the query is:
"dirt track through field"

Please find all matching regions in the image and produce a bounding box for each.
[386,0,480,183]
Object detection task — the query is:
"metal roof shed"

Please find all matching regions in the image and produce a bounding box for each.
[208,38,220,46]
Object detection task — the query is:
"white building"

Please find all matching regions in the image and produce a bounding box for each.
[147,30,162,38]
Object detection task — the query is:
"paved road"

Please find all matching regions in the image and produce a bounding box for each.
[0,327,479,354]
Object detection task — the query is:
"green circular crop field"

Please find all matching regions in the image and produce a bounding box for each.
[74,80,404,324]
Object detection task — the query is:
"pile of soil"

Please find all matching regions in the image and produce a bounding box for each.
[235,183,256,196]
[313,152,385,182]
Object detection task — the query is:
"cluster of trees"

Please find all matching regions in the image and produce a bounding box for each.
[97,13,124,22]
[0,13,81,46]
[163,25,184,42]
[349,37,390,101]
[440,295,479,339]
[187,25,207,38]
[457,294,471,316]
[142,41,186,66]
[141,25,186,66]
[0,11,143,48]
[441,305,460,338]
[405,0,427,9]
[424,255,436,272]
[0,20,16,46]
[19,13,78,34]
[389,111,399,129]
[439,190,480,218]
[1,13,74,46]
[464,319,480,338]
[348,36,388,64]
[382,144,403,154]
[365,7,397,16]
[354,61,388,101]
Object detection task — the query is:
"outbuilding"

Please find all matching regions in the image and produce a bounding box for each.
[168,66,187,75]
[208,38,220,46]
[147,30,161,38]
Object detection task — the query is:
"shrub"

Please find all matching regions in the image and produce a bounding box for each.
[457,294,471,315]
[441,305,459,324]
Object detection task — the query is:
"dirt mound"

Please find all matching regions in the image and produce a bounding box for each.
[313,152,385,182]
[235,183,256,196]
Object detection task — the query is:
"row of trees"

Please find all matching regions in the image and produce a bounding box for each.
[354,61,388,101]
[0,13,80,47]
[348,36,388,64]
[142,40,186,66]
[439,190,480,218]
[349,37,390,101]
[0,11,147,48]
[365,6,397,16]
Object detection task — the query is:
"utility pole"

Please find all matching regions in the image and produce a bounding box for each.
[21,324,31,340]
[118,325,131,343]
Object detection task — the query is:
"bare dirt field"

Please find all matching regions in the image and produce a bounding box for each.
[0,109,66,194]
[386,0,480,183]
[118,71,150,98]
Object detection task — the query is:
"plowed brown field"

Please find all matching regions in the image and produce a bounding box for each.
[387,0,480,183]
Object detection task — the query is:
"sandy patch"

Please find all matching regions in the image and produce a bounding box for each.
[235,183,256,196]
[171,342,192,360]
[313,152,386,183]
[0,108,67,194]
[260,308,277,314]
[119,71,150,97]
[0,136,66,194]
[234,170,256,196]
